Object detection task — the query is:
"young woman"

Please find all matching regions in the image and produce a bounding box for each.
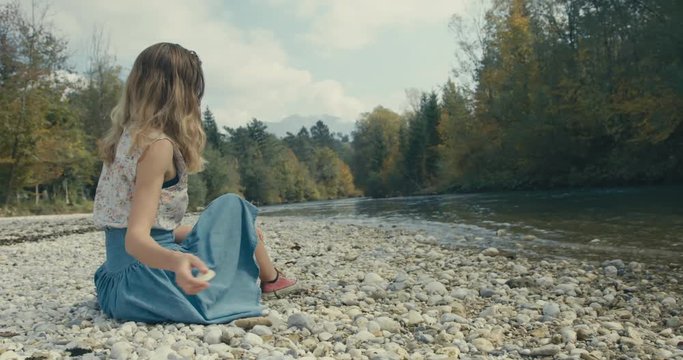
[93,43,298,324]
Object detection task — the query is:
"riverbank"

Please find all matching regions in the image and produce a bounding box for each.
[0,215,681,359]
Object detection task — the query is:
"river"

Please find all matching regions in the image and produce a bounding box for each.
[259,186,683,266]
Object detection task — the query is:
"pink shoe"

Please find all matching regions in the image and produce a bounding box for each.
[261,269,301,299]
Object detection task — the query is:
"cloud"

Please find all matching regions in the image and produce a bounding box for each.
[37,0,365,127]
[274,0,471,51]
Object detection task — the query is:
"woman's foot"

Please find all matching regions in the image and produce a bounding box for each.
[261,269,300,299]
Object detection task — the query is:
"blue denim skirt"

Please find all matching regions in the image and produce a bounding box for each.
[94,194,263,323]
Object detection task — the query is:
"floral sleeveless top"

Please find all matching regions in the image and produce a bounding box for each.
[93,127,189,230]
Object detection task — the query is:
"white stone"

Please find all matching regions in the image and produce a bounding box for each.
[340,292,358,305]
[203,327,222,345]
[481,248,499,256]
[118,322,136,336]
[352,330,375,342]
[110,341,133,360]
[366,320,381,334]
[536,276,555,287]
[602,322,624,331]
[318,331,334,341]
[243,332,264,346]
[543,302,561,319]
[405,310,424,325]
[363,272,386,286]
[451,288,471,299]
[251,325,272,337]
[208,343,233,357]
[662,297,676,307]
[287,313,315,331]
[375,316,401,333]
[149,345,178,360]
[424,281,447,295]
[515,314,531,324]
[471,338,494,353]
[560,327,577,343]
[176,346,195,358]
[530,345,560,356]
[437,346,461,358]
[0,352,20,360]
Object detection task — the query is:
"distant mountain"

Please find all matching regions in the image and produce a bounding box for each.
[264,114,356,138]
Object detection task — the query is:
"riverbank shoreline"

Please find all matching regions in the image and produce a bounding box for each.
[0,215,681,359]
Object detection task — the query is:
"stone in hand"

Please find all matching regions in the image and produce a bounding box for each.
[196,269,216,282]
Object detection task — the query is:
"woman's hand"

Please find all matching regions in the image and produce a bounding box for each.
[171,253,211,295]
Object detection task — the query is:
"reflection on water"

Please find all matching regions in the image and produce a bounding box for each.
[260,186,683,265]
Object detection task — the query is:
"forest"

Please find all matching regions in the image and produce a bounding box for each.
[1,0,681,215]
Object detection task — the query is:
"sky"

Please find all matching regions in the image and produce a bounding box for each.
[15,0,481,128]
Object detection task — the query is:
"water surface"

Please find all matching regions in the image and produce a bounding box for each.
[260,186,683,266]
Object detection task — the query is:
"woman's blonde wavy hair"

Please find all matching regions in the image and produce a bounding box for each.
[99,42,206,173]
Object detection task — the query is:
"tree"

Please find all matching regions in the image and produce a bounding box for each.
[283,127,315,165]
[0,1,70,206]
[271,148,319,202]
[437,79,484,190]
[74,28,123,144]
[69,28,123,198]
[225,119,285,204]
[402,92,441,191]
[351,106,403,196]
[310,120,334,149]
[310,147,358,199]
[201,145,240,202]
[187,174,207,211]
[203,107,222,150]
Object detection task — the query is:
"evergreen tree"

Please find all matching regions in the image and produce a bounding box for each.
[422,92,441,186]
[203,107,222,150]
[310,120,334,149]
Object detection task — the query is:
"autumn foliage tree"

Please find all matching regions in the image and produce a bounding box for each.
[0,1,95,209]
[351,0,682,196]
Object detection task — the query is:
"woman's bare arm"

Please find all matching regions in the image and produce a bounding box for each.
[124,139,209,294]
[174,225,193,243]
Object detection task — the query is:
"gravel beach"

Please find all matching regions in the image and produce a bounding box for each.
[0,214,682,359]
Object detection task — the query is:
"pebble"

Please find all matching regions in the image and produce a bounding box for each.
[452,288,471,299]
[203,327,222,344]
[479,288,495,298]
[604,265,618,277]
[662,297,676,307]
[666,317,680,328]
[543,302,561,319]
[243,332,264,346]
[250,325,272,337]
[530,344,561,356]
[1,215,681,360]
[481,247,499,256]
[207,343,232,357]
[560,327,577,343]
[318,331,333,341]
[352,330,375,342]
[472,338,494,353]
[375,316,401,332]
[602,321,624,331]
[424,281,447,295]
[0,352,19,360]
[110,342,133,359]
[405,310,424,325]
[363,272,386,286]
[149,345,177,360]
[287,313,315,331]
